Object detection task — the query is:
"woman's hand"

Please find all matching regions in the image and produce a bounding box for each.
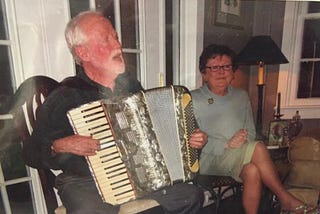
[225,129,248,149]
[51,134,100,156]
[189,129,208,149]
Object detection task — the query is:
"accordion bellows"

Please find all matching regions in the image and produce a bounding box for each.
[67,86,199,205]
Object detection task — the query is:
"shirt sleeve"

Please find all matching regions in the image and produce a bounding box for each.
[26,89,91,176]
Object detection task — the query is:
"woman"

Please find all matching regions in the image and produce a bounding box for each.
[191,44,315,214]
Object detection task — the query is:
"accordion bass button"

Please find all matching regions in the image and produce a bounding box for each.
[155,153,162,162]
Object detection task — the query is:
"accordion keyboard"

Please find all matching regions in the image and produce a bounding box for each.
[67,101,136,205]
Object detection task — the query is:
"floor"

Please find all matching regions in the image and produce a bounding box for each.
[1,192,282,214]
[1,182,284,214]
[201,188,281,214]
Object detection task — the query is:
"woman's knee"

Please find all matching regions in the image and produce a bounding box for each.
[252,142,275,165]
[240,163,261,181]
[253,142,268,155]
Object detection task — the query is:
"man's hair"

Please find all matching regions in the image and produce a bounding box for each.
[65,11,104,64]
[199,44,237,73]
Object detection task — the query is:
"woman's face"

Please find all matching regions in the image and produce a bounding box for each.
[202,54,234,94]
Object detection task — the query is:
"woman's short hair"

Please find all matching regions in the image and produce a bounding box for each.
[199,44,237,73]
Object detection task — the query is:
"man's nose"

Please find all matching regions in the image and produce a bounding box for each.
[112,38,121,48]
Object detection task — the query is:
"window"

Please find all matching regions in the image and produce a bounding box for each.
[0,0,14,113]
[0,0,47,213]
[94,0,143,81]
[298,2,320,98]
[278,1,320,119]
[68,0,204,89]
[68,0,149,88]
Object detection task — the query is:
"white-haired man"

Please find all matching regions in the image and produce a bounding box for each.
[26,11,207,214]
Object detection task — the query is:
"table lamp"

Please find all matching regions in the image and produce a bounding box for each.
[235,35,289,140]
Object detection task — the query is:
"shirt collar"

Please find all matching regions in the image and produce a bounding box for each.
[201,84,234,99]
[76,67,141,97]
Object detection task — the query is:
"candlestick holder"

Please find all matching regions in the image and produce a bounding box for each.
[287,111,303,143]
[274,92,283,120]
[273,112,284,120]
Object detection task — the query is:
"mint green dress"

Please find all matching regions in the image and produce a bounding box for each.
[191,84,258,181]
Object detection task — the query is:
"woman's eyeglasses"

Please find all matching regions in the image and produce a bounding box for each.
[205,64,233,73]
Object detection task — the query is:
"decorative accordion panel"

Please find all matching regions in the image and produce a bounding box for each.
[67,86,199,205]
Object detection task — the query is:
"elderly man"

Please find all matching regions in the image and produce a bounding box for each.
[27,11,207,214]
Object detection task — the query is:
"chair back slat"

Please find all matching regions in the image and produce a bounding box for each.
[10,75,60,213]
[12,76,59,136]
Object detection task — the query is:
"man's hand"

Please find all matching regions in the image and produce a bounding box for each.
[189,129,208,149]
[225,129,248,149]
[51,134,100,156]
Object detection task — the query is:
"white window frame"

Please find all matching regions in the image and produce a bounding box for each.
[278,1,320,119]
[1,0,48,213]
[179,0,204,90]
[2,0,23,88]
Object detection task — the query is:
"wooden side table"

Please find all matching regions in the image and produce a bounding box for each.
[267,146,290,182]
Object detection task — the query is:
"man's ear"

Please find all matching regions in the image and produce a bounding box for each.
[74,46,89,62]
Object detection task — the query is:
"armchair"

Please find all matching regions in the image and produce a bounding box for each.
[10,75,61,213]
[284,136,320,207]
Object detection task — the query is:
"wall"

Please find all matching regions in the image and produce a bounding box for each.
[13,0,75,84]
[202,0,254,96]
[249,1,286,137]
[202,1,279,138]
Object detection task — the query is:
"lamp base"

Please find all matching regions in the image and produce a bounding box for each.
[255,84,267,143]
[255,131,268,143]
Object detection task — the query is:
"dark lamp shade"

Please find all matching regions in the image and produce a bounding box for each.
[235,35,289,65]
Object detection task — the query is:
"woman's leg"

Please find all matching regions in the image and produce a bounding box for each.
[250,143,303,211]
[239,163,262,214]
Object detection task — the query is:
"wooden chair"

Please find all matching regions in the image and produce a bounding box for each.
[11,75,164,214]
[10,75,61,213]
[196,174,243,213]
[284,137,320,207]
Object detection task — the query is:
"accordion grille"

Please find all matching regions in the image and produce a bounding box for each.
[144,87,184,182]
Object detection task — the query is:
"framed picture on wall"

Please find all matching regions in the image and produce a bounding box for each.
[268,120,289,147]
[214,0,243,29]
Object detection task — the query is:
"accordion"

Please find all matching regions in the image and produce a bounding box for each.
[67,86,199,205]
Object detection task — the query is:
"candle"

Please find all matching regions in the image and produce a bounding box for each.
[277,92,281,115]
[257,63,264,85]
